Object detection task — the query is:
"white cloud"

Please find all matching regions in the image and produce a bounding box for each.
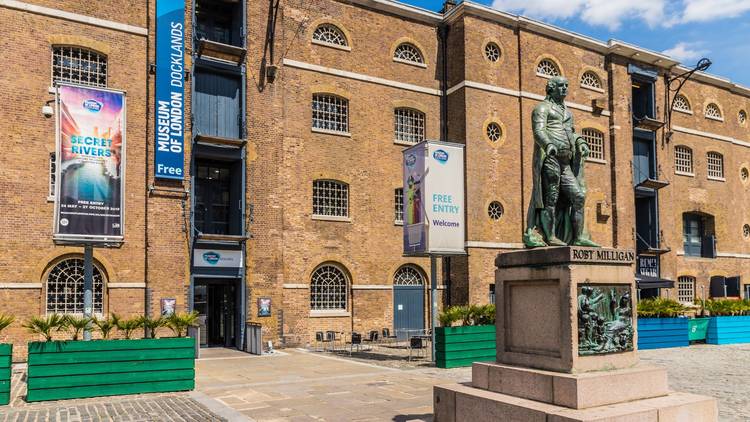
[681,0,750,23]
[662,42,710,62]
[489,0,586,21]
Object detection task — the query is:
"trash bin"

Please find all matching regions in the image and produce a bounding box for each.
[245,322,263,355]
[689,318,709,342]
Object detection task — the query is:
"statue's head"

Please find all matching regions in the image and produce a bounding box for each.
[545,76,569,101]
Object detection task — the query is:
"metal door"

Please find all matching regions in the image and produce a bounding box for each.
[393,285,424,340]
[193,69,241,139]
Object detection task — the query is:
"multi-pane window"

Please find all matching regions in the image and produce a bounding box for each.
[52,46,107,87]
[580,71,602,90]
[674,146,693,175]
[673,95,691,113]
[310,264,348,310]
[394,43,424,65]
[394,108,425,144]
[707,152,724,179]
[395,188,404,223]
[394,265,424,285]
[677,276,695,304]
[581,128,604,161]
[46,258,104,315]
[488,201,503,220]
[740,110,747,125]
[536,59,560,77]
[705,103,722,120]
[313,180,349,217]
[484,43,500,62]
[486,122,502,143]
[312,94,349,134]
[312,24,348,47]
[48,153,56,198]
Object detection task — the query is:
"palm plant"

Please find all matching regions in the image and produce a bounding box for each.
[116,316,144,339]
[637,298,687,318]
[93,314,119,339]
[139,315,167,339]
[166,311,199,338]
[64,315,92,341]
[0,314,15,340]
[23,314,68,342]
[704,299,750,316]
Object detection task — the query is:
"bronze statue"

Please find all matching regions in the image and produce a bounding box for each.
[523,76,600,248]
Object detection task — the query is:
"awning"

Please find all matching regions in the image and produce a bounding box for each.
[635,274,675,289]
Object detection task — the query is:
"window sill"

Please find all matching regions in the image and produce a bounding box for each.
[673,109,693,116]
[675,171,695,177]
[310,310,350,318]
[311,40,351,52]
[394,139,420,147]
[705,115,724,122]
[707,176,726,182]
[312,215,351,223]
[47,196,55,203]
[395,220,403,226]
[585,157,607,165]
[536,72,556,80]
[581,85,605,94]
[393,57,427,69]
[311,128,351,138]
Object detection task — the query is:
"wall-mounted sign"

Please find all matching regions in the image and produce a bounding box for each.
[154,0,185,179]
[193,248,243,268]
[403,141,466,256]
[161,298,176,316]
[54,84,126,243]
[258,298,271,317]
[637,255,659,277]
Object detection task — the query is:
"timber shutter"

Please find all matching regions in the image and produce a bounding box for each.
[194,68,242,140]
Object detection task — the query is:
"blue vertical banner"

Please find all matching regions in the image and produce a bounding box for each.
[154,0,185,179]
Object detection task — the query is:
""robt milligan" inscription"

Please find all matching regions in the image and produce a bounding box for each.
[571,248,635,264]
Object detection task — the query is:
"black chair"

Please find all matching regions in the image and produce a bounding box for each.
[382,328,398,344]
[314,331,325,352]
[364,330,379,347]
[325,330,338,352]
[350,332,363,355]
[409,336,425,361]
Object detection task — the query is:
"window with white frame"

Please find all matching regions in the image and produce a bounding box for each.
[484,43,500,62]
[394,188,404,223]
[312,24,348,47]
[394,265,424,285]
[677,276,695,304]
[52,46,107,87]
[673,95,691,113]
[705,103,722,120]
[313,180,349,217]
[310,264,348,310]
[536,59,560,77]
[580,71,602,90]
[488,201,503,220]
[46,258,104,315]
[581,128,604,161]
[707,152,724,179]
[394,43,424,65]
[486,122,502,143]
[312,94,349,134]
[48,152,56,198]
[674,146,693,175]
[394,108,425,144]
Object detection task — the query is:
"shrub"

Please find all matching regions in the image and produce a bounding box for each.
[93,315,119,339]
[64,315,92,341]
[166,311,199,338]
[637,298,687,318]
[116,316,144,339]
[702,299,750,316]
[439,304,496,327]
[23,314,67,342]
[0,314,14,336]
[139,315,167,339]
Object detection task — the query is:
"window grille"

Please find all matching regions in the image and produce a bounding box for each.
[312,24,348,47]
[536,59,560,77]
[484,43,500,62]
[310,264,348,310]
[488,201,503,220]
[395,188,404,223]
[394,43,424,65]
[313,180,349,217]
[46,258,104,315]
[394,265,424,285]
[705,103,722,120]
[312,94,349,134]
[674,146,693,174]
[52,46,107,87]
[48,153,56,198]
[486,122,502,142]
[707,152,724,179]
[394,108,425,144]
[581,128,604,161]
[677,276,695,304]
[740,110,747,125]
[580,71,602,90]
[673,95,691,113]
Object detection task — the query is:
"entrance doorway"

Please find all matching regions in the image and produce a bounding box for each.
[393,266,426,340]
[194,279,237,347]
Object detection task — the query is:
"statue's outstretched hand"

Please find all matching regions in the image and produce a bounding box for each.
[546,144,558,157]
[578,142,590,158]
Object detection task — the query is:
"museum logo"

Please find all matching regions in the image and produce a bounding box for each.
[202,251,221,265]
[83,99,103,113]
[433,149,449,163]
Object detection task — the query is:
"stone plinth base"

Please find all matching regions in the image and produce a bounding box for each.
[434,383,718,422]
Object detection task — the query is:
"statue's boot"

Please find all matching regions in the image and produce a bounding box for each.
[571,208,600,247]
[541,207,566,246]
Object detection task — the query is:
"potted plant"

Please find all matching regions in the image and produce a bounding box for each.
[435,305,496,369]
[0,313,14,406]
[704,299,750,345]
[636,298,689,350]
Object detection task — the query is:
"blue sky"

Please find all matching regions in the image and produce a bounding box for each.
[403,0,750,87]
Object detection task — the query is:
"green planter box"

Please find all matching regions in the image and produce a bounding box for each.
[435,325,496,369]
[0,344,10,406]
[689,318,710,342]
[27,338,195,402]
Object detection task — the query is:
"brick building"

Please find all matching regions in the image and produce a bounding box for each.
[1,0,749,359]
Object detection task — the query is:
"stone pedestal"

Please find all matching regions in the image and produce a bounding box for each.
[433,247,718,422]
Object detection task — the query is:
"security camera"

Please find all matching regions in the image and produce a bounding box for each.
[42,105,54,118]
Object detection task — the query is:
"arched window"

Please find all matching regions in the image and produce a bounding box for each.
[394,265,425,286]
[310,264,348,310]
[312,93,349,134]
[313,180,349,217]
[674,145,693,175]
[677,276,695,304]
[52,46,107,87]
[488,201,504,221]
[581,128,604,161]
[673,95,691,113]
[536,59,560,77]
[46,258,105,315]
[705,103,722,120]
[394,43,424,65]
[739,110,747,125]
[394,108,425,144]
[580,71,602,90]
[312,24,348,47]
[486,122,502,143]
[707,152,724,179]
[484,43,501,62]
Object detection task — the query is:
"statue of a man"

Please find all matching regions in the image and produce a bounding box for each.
[523,76,599,248]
